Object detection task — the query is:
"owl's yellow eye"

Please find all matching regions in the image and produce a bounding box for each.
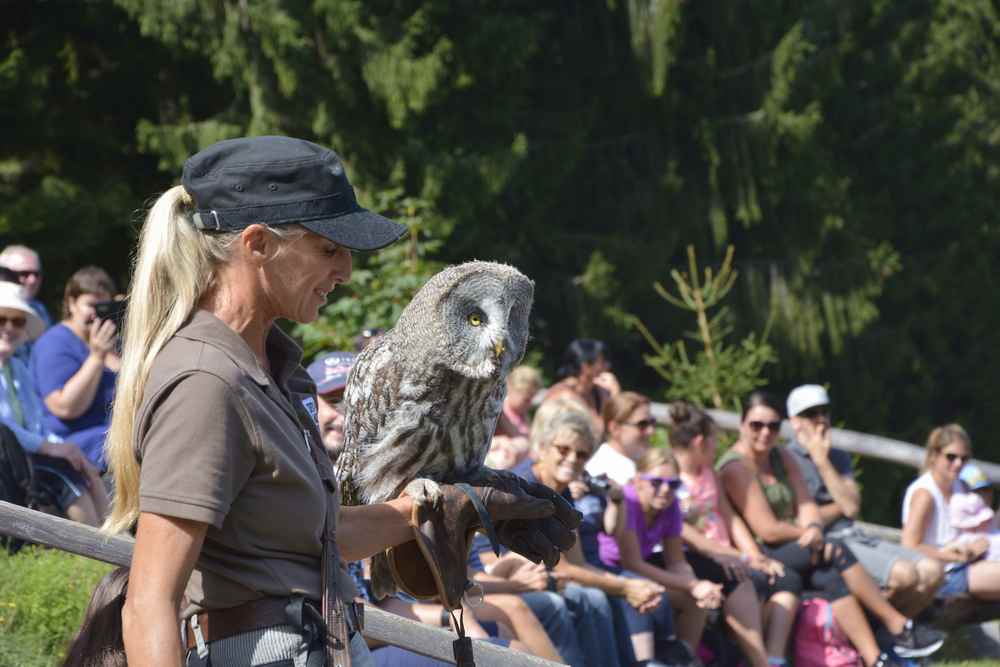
[468,313,482,327]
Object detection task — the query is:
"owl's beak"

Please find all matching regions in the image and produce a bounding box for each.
[493,340,506,360]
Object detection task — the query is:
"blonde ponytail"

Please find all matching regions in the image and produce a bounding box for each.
[103,186,238,534]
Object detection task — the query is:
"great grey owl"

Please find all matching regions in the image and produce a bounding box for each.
[336,260,533,598]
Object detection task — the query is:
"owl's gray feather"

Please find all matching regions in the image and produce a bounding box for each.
[336,261,533,510]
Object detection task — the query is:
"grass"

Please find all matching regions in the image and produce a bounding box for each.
[0,547,111,667]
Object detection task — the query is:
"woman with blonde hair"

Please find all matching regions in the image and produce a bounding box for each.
[901,424,1000,601]
[102,136,575,666]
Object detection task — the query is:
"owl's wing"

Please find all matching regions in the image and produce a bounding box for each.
[336,342,400,505]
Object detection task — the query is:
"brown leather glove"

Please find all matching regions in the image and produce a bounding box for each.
[386,476,581,610]
[488,475,580,568]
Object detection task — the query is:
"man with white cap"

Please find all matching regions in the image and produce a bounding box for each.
[306,350,356,461]
[786,384,944,617]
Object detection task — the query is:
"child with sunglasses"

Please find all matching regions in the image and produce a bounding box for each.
[597,445,724,666]
[902,424,1000,602]
[719,392,944,667]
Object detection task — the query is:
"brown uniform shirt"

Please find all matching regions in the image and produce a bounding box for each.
[137,309,354,617]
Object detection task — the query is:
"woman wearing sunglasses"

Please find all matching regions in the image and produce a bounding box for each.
[594,444,719,665]
[901,424,1000,601]
[668,401,797,666]
[719,392,944,666]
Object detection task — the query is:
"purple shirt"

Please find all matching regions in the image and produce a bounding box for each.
[598,482,682,569]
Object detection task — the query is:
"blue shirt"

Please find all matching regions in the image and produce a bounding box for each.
[0,356,60,453]
[30,324,116,468]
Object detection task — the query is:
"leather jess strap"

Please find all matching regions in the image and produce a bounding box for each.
[184,597,291,650]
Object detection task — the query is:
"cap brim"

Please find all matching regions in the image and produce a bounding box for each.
[301,209,407,251]
[316,381,346,396]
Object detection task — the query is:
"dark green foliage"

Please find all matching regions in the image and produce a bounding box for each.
[4,1,1000,527]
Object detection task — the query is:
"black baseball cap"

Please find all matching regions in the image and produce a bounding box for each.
[181,136,407,251]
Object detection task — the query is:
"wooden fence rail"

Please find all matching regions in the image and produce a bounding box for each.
[0,501,562,667]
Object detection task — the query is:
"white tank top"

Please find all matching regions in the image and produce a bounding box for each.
[902,472,962,547]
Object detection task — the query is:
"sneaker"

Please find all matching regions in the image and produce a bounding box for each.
[659,638,704,667]
[891,619,946,658]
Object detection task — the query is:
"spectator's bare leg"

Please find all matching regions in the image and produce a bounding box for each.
[666,589,708,656]
[968,561,1000,601]
[65,493,100,526]
[722,580,768,667]
[842,563,907,634]
[629,630,654,662]
[830,595,881,666]
[473,594,562,663]
[892,558,943,617]
[884,559,920,615]
[763,592,797,660]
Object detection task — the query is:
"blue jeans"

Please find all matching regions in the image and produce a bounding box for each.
[521,590,586,666]
[562,583,625,667]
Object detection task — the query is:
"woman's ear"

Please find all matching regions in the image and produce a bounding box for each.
[241,224,273,264]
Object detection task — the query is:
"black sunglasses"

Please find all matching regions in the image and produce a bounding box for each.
[12,270,41,280]
[748,420,782,433]
[625,418,657,430]
[0,315,26,329]
[944,453,971,464]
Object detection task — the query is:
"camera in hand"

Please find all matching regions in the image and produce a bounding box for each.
[583,472,613,497]
[93,299,127,330]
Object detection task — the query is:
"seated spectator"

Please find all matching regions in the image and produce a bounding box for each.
[949,492,1000,562]
[901,424,1000,602]
[785,385,943,616]
[720,392,945,666]
[668,400,798,666]
[0,280,108,526]
[508,407,673,667]
[0,245,51,362]
[306,350,356,461]
[0,244,52,326]
[586,391,655,485]
[543,339,619,436]
[959,463,996,513]
[30,266,120,470]
[626,447,772,667]
[485,434,530,471]
[495,364,543,439]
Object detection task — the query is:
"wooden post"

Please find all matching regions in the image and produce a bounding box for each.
[0,501,563,667]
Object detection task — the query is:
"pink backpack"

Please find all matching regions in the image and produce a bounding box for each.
[793,597,862,667]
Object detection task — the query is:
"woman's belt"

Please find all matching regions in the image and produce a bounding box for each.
[183,597,306,650]
[183,596,364,651]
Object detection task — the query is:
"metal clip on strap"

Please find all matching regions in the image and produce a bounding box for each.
[189,612,209,659]
[454,483,500,557]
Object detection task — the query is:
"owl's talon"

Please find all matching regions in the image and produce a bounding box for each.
[404,478,443,509]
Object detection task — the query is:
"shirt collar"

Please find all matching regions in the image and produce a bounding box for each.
[175,309,304,388]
